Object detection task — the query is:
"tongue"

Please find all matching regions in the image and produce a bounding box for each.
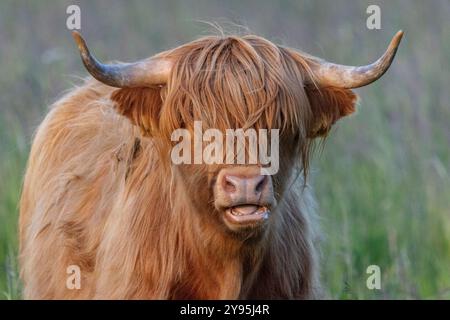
[232,205,259,215]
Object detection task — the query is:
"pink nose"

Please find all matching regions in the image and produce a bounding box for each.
[215,167,274,207]
[222,174,268,197]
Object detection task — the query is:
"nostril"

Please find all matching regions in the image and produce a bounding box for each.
[223,176,237,193]
[255,176,267,193]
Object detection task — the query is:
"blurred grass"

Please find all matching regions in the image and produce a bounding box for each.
[0,0,449,299]
[0,116,24,299]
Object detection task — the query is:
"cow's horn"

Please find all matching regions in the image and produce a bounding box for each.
[72,31,172,88]
[309,30,404,88]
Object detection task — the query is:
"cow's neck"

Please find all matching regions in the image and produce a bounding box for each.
[163,167,267,299]
[172,210,266,299]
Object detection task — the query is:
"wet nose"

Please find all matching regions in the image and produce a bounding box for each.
[222,174,268,197]
[215,166,273,206]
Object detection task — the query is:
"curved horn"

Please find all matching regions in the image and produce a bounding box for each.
[309,30,404,88]
[72,31,171,88]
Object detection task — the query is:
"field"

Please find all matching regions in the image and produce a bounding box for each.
[0,0,449,299]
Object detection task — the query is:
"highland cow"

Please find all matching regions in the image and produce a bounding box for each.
[19,30,403,299]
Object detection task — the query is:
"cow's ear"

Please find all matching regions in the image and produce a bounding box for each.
[305,85,358,138]
[111,87,162,136]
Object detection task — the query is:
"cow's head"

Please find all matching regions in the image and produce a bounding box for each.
[73,31,402,240]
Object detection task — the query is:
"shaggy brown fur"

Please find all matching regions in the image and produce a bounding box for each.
[19,34,357,299]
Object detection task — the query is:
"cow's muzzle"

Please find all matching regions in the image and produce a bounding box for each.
[214,166,275,228]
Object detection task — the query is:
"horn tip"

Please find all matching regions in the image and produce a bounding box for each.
[71,31,86,51]
[393,30,404,46]
[71,30,81,41]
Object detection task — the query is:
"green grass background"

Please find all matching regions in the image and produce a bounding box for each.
[0,0,449,299]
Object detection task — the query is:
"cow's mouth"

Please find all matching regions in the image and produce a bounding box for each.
[224,204,270,225]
